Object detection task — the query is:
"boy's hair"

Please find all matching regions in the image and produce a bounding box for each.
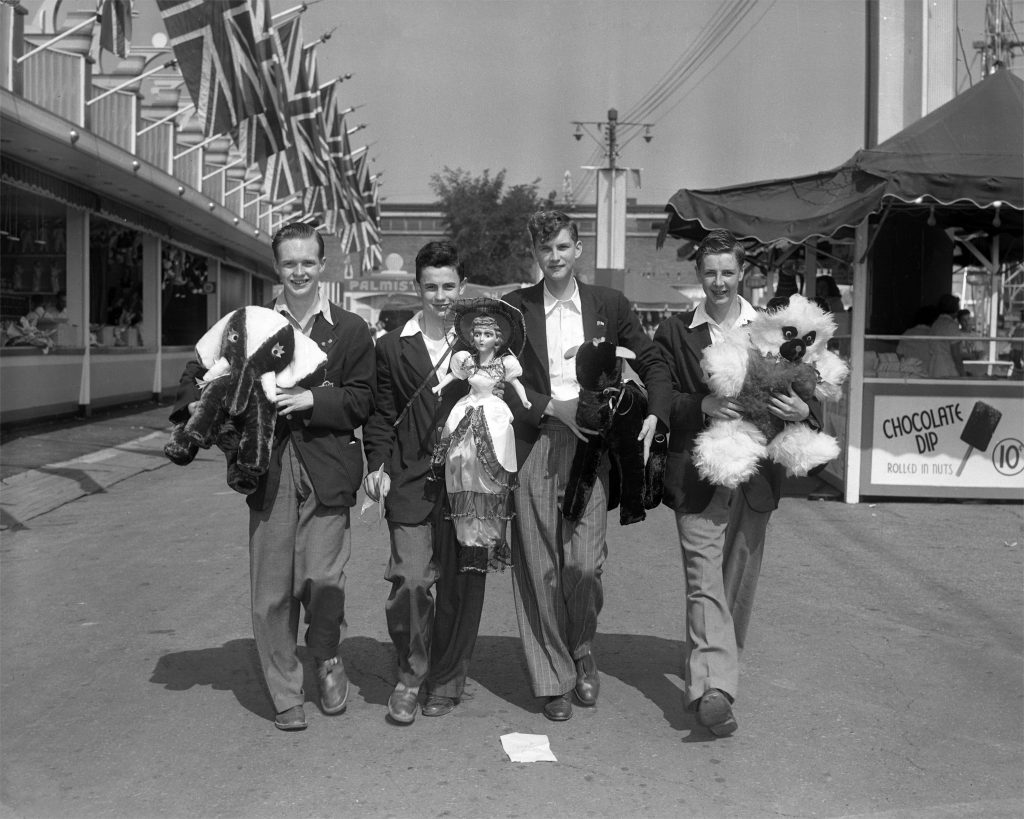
[272,222,324,261]
[527,210,579,246]
[694,229,745,272]
[415,240,463,282]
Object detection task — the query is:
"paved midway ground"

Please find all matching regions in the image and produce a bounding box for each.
[1,405,1022,818]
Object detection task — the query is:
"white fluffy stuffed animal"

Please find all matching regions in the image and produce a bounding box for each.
[694,294,850,488]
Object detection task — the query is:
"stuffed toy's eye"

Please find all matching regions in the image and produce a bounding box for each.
[781,326,798,340]
[803,331,816,347]
[227,330,239,343]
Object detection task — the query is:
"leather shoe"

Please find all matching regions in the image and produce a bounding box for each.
[574,653,599,706]
[697,689,738,737]
[316,658,349,715]
[387,684,420,724]
[274,704,307,731]
[543,694,573,721]
[421,694,456,718]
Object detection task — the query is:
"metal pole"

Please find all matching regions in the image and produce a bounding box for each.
[607,108,617,169]
[87,60,176,106]
[137,103,194,136]
[16,13,97,63]
[173,133,221,160]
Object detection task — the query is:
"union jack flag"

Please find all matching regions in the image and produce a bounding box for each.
[238,0,290,167]
[156,0,265,138]
[262,18,327,199]
[98,0,133,59]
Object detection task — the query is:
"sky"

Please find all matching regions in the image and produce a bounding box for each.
[25,0,998,206]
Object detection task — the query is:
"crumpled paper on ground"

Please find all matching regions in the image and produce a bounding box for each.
[500,733,557,762]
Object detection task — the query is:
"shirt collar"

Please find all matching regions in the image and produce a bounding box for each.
[401,311,456,344]
[543,278,582,315]
[274,285,333,327]
[690,295,757,331]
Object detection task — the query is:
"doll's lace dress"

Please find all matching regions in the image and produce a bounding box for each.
[436,352,520,573]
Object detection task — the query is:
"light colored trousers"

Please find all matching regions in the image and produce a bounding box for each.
[248,442,351,713]
[675,484,770,707]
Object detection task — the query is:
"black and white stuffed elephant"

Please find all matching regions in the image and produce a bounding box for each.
[561,338,667,526]
[164,306,326,494]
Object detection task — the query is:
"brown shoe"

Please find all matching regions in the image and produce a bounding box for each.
[316,658,349,715]
[697,689,738,737]
[543,694,573,721]
[387,684,420,725]
[421,694,456,717]
[274,704,308,731]
[574,653,599,706]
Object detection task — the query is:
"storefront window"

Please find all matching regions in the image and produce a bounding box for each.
[90,216,143,347]
[0,187,68,352]
[161,244,209,345]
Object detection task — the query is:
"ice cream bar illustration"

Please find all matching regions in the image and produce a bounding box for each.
[956,401,1002,477]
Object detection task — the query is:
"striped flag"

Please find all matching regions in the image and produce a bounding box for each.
[156,0,265,138]
[98,0,133,58]
[263,18,327,199]
[239,0,290,166]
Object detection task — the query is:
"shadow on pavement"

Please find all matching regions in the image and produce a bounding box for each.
[469,632,704,734]
[150,638,273,721]
[334,635,394,707]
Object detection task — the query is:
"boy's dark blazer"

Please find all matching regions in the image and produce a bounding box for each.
[502,279,672,469]
[172,303,375,512]
[653,310,823,516]
[362,325,470,525]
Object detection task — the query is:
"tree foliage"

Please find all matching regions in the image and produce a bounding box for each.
[429,167,549,286]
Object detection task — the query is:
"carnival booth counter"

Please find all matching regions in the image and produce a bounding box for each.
[660,70,1024,502]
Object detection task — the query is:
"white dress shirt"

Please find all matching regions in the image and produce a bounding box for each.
[401,311,455,369]
[274,285,334,337]
[544,279,585,401]
[689,296,758,345]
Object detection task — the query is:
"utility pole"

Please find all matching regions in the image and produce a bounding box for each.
[973,0,1024,74]
[572,109,652,285]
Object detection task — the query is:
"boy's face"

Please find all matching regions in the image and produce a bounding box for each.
[275,236,325,302]
[532,228,582,288]
[416,265,464,324]
[699,251,743,314]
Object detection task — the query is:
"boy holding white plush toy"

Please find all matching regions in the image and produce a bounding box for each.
[653,229,835,738]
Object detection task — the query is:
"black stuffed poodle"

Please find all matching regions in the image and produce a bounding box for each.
[561,338,667,526]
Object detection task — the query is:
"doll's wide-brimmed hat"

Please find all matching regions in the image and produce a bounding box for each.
[448,297,526,357]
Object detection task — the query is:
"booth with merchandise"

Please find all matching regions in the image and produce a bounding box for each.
[660,70,1024,502]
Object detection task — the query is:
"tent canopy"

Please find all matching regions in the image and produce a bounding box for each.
[623,274,693,311]
[661,70,1024,245]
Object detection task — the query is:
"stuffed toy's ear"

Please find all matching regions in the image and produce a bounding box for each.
[194,311,236,369]
[277,331,328,388]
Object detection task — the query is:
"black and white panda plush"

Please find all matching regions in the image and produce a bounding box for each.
[694,294,849,489]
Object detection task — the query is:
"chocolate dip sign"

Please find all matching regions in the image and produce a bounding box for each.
[870,395,1023,490]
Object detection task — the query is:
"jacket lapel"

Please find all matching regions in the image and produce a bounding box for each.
[520,283,548,380]
[400,331,437,387]
[578,281,607,340]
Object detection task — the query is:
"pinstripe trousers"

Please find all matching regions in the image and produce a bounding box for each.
[511,421,609,697]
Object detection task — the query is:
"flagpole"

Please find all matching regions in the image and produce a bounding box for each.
[87,60,177,106]
[16,12,99,63]
[271,0,322,23]
[319,74,352,92]
[137,103,195,136]
[173,133,225,161]
[202,157,245,182]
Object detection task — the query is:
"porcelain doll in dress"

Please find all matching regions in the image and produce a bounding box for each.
[431,298,528,572]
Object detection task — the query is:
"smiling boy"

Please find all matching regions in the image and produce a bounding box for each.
[502,210,671,721]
